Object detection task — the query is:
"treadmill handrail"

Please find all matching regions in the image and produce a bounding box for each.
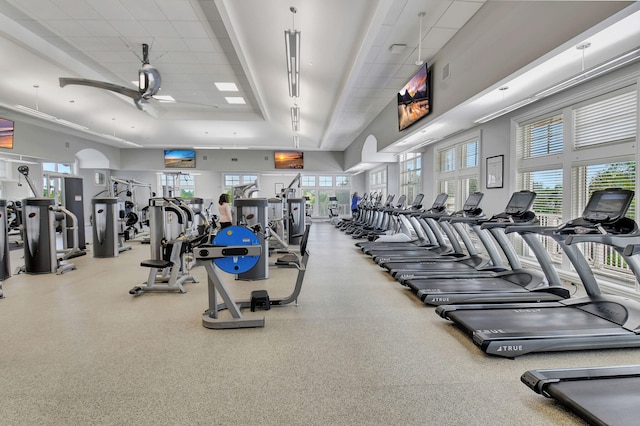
[504,225,557,235]
[440,214,487,224]
[482,217,539,230]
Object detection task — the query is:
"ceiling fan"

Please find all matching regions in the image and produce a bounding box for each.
[59,43,161,110]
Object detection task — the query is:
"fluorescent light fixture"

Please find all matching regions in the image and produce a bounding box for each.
[285,29,300,97]
[99,133,143,148]
[475,46,640,124]
[395,138,437,156]
[534,46,640,98]
[55,119,88,130]
[14,104,57,120]
[290,106,300,132]
[215,82,239,91]
[225,97,246,104]
[15,104,91,131]
[474,97,538,124]
[0,156,38,164]
[154,95,175,103]
[293,135,300,149]
[199,146,250,150]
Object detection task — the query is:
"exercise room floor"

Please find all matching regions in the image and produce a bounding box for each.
[1,221,637,425]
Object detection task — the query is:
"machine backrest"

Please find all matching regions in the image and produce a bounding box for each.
[299,222,312,255]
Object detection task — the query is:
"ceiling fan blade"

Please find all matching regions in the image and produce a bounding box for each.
[59,78,141,100]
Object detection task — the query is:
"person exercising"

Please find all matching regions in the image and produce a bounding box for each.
[218,193,232,229]
[351,192,360,218]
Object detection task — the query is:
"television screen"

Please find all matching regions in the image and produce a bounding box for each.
[397,64,431,131]
[274,151,303,169]
[0,117,15,149]
[164,149,195,168]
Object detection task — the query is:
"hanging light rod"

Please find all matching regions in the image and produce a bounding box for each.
[290,105,300,132]
[415,12,425,66]
[285,6,300,98]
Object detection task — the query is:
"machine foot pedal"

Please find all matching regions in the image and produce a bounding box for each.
[250,290,270,312]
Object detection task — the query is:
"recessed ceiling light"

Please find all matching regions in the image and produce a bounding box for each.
[225,97,245,105]
[215,82,239,91]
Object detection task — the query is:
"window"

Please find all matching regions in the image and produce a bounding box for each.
[518,168,564,263]
[95,172,106,186]
[516,85,638,289]
[300,174,353,216]
[517,114,563,159]
[223,173,258,199]
[369,167,387,203]
[336,176,350,186]
[160,173,196,198]
[435,136,480,211]
[43,162,73,174]
[319,176,333,186]
[574,89,637,149]
[400,153,421,203]
[301,175,315,186]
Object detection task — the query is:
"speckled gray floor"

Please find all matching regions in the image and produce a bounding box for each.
[1,222,637,425]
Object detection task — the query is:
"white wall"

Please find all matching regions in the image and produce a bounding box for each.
[420,60,640,216]
[344,1,630,169]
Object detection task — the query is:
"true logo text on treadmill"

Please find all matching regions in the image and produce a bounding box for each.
[496,345,523,352]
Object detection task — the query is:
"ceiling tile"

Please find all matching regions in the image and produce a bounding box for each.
[13,0,67,20]
[85,0,135,20]
[45,20,93,37]
[51,0,102,20]
[79,20,121,37]
[110,20,152,38]
[152,37,189,52]
[155,0,201,21]
[120,0,167,20]
[422,27,457,49]
[138,20,180,38]
[436,0,484,29]
[171,21,209,38]
[184,38,217,53]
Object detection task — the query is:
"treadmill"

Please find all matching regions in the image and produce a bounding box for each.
[436,188,640,358]
[406,190,570,305]
[520,242,640,426]
[521,365,640,426]
[365,192,484,267]
[355,194,428,252]
[383,192,510,279]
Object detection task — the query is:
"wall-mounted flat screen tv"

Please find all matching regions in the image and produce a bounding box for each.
[0,117,15,149]
[274,151,304,169]
[164,149,195,168]
[397,63,431,131]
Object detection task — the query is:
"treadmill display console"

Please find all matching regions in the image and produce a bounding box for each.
[505,191,536,215]
[583,190,634,222]
[432,193,448,209]
[462,192,484,212]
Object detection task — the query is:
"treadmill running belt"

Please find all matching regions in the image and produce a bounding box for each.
[448,306,622,336]
[547,377,640,426]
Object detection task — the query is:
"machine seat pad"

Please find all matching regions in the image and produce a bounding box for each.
[140,259,173,269]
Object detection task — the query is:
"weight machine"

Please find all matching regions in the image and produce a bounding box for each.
[109,176,153,241]
[195,223,310,329]
[0,199,10,298]
[232,180,259,200]
[17,166,83,274]
[129,197,210,295]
